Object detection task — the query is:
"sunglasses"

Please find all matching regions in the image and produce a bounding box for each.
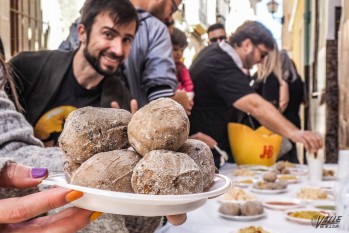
[254,45,269,60]
[209,36,227,43]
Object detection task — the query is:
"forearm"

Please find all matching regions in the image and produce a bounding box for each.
[250,99,298,138]
[235,94,298,139]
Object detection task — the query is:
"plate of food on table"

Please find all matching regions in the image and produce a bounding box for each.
[238,165,273,173]
[218,201,266,221]
[285,208,334,225]
[277,174,301,184]
[231,176,257,188]
[296,187,334,203]
[322,167,337,181]
[273,161,308,176]
[262,198,304,211]
[218,187,257,204]
[230,226,274,233]
[233,168,257,177]
[250,171,288,194]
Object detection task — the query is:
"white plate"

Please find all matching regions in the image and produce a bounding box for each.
[218,187,257,203]
[322,175,336,181]
[288,165,308,176]
[295,193,334,203]
[285,208,333,225]
[250,187,288,194]
[219,212,266,221]
[277,175,300,184]
[231,177,257,188]
[42,174,231,216]
[238,165,273,172]
[230,227,276,233]
[262,199,304,211]
[217,197,258,205]
[323,164,337,179]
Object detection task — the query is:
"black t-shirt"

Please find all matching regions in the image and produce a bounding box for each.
[283,74,304,128]
[189,43,255,159]
[253,72,280,108]
[34,66,103,146]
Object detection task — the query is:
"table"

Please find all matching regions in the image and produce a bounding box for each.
[155,163,348,233]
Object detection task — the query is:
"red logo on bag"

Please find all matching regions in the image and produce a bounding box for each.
[260,145,273,159]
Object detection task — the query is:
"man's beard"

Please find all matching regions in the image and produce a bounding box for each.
[243,50,255,70]
[83,43,124,76]
[149,0,166,22]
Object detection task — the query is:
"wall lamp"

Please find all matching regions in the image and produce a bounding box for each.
[267,0,284,24]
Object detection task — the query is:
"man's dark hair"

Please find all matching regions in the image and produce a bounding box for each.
[171,28,188,48]
[80,0,139,37]
[207,23,225,34]
[229,21,274,50]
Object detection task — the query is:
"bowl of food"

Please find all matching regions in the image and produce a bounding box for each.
[218,187,257,204]
[285,209,333,225]
[218,201,266,221]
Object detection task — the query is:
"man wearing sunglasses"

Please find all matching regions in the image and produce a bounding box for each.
[207,23,227,44]
[189,21,323,168]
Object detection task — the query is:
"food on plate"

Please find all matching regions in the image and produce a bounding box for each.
[262,172,277,182]
[233,168,255,177]
[62,155,80,182]
[241,201,264,216]
[296,187,328,200]
[288,210,328,220]
[128,98,189,156]
[265,201,299,206]
[218,203,241,216]
[219,201,263,216]
[278,175,297,181]
[281,168,291,174]
[232,179,254,184]
[323,168,335,177]
[71,150,141,192]
[131,150,203,194]
[275,161,286,171]
[222,187,256,201]
[177,139,215,190]
[253,180,287,190]
[238,226,270,233]
[57,99,217,201]
[274,161,291,174]
[314,205,335,211]
[59,107,132,163]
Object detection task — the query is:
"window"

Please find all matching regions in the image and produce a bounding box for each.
[10,0,49,55]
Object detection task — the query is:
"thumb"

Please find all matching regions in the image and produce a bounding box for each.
[111,101,120,109]
[0,163,47,188]
[130,99,138,114]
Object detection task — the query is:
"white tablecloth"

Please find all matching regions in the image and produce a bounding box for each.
[155,163,348,233]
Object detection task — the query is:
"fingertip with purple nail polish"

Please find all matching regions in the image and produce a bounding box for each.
[31,168,48,178]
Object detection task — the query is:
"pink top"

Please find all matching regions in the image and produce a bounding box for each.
[176,61,194,92]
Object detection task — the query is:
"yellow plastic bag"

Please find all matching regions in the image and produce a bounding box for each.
[228,123,282,166]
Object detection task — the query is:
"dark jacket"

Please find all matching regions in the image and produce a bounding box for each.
[9,50,131,125]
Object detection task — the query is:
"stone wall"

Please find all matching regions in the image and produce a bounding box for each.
[325,40,339,163]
